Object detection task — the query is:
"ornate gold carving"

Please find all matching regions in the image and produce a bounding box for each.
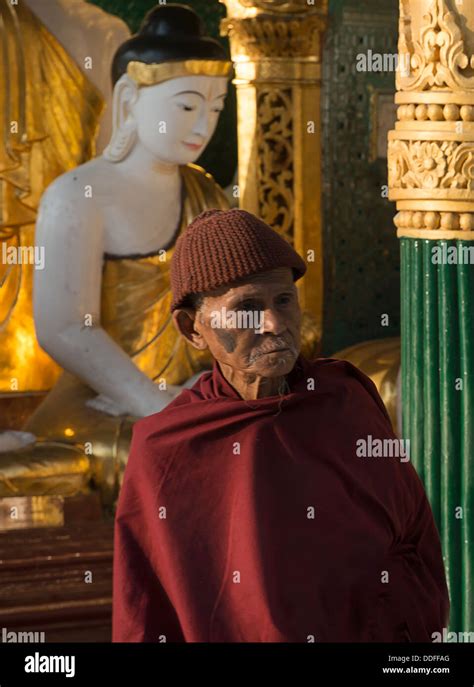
[237,0,324,12]
[388,139,474,191]
[395,209,474,231]
[389,2,474,240]
[221,14,325,59]
[257,88,294,242]
[221,0,328,17]
[397,103,474,121]
[220,0,328,352]
[397,0,474,92]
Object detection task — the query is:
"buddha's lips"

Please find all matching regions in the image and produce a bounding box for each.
[183,141,203,151]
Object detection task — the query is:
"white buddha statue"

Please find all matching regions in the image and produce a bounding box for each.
[0,0,129,400]
[0,4,232,509]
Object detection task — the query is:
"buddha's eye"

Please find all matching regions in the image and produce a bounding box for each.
[177,103,195,112]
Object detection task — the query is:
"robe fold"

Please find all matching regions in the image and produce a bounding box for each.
[112,356,450,642]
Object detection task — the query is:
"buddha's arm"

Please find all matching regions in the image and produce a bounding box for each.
[34,186,174,417]
[24,0,130,154]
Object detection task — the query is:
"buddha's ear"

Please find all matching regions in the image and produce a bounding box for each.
[103,74,139,162]
[117,74,139,126]
[172,308,208,351]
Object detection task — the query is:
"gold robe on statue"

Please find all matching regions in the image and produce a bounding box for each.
[0,164,229,509]
[0,0,104,394]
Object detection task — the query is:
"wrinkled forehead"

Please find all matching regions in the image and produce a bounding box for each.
[143,75,229,100]
[206,268,296,301]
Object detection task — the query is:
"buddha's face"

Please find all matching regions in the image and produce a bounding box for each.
[130,75,229,165]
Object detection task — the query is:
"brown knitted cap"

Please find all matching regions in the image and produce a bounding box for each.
[170,208,307,311]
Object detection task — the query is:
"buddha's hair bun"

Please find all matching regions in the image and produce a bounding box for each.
[111,3,228,85]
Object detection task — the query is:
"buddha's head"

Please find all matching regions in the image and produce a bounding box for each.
[104,4,232,165]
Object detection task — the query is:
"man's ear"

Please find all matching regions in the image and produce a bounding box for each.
[172,308,208,350]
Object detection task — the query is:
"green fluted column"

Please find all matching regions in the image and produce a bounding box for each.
[401,238,474,632]
[389,0,474,635]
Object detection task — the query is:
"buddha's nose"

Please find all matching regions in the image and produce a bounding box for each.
[192,109,209,139]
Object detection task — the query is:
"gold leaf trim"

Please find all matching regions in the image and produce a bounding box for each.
[127,60,233,86]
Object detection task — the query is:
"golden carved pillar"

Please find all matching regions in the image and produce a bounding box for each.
[219,0,328,355]
[388,0,474,632]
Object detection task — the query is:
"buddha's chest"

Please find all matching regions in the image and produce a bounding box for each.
[101,193,183,257]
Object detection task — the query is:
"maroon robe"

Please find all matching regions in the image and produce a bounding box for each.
[112,356,449,642]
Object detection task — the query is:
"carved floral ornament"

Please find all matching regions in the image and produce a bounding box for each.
[397,0,474,92]
[239,0,310,10]
[220,0,327,58]
[388,139,474,190]
[224,0,327,13]
[220,14,325,58]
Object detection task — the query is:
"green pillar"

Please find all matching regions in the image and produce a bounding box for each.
[400,237,474,632]
[389,0,474,633]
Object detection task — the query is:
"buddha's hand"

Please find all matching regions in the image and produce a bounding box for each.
[85,388,176,418]
[166,384,182,399]
[164,373,204,399]
[0,431,37,453]
[182,372,205,389]
[85,394,129,417]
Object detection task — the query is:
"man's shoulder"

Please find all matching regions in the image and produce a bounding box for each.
[302,355,391,422]
[303,355,374,385]
[131,394,188,439]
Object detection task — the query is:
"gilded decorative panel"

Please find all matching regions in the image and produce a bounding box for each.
[256,88,294,244]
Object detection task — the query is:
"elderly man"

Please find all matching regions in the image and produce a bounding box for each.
[112,208,449,643]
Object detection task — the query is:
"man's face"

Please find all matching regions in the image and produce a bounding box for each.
[181,267,302,379]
